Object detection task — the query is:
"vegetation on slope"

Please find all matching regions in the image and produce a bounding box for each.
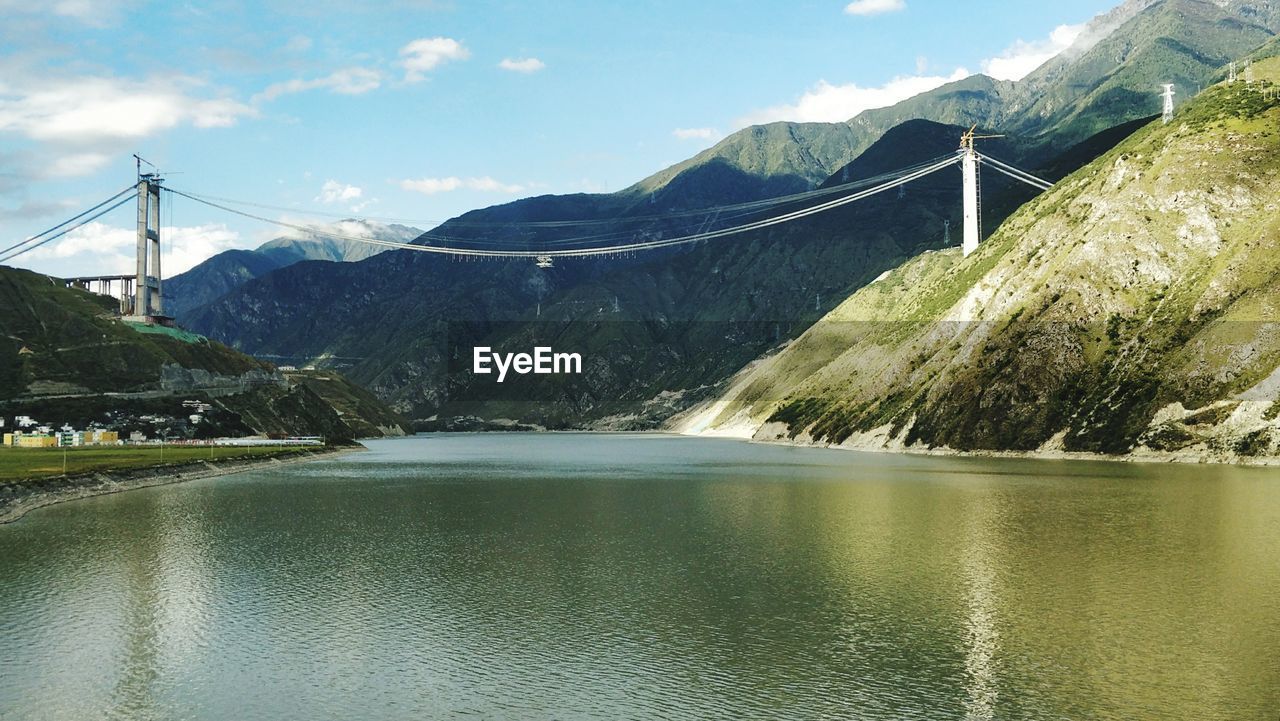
[0,267,267,399]
[0,266,407,440]
[703,59,1280,458]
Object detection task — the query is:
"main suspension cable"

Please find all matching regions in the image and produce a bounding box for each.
[164,155,960,259]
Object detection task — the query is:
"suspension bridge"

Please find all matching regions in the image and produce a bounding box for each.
[0,130,1053,321]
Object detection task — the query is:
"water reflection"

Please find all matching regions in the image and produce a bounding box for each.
[0,434,1278,720]
[958,485,1002,721]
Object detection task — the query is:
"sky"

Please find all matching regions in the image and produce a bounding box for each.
[0,0,1119,278]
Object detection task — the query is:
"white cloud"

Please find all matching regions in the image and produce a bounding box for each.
[844,0,905,16]
[0,76,254,146]
[673,127,722,141]
[44,152,112,178]
[399,37,469,82]
[401,177,462,194]
[281,218,395,241]
[0,0,136,27]
[22,221,242,275]
[981,24,1084,81]
[498,57,546,73]
[255,67,381,101]
[315,180,363,204]
[0,75,253,181]
[161,224,245,274]
[399,176,525,195]
[737,68,969,126]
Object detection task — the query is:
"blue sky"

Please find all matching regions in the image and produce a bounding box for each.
[0,0,1117,277]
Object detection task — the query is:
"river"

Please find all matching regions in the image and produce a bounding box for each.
[1,433,1277,720]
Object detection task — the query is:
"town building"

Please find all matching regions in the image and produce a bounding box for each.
[3,430,120,447]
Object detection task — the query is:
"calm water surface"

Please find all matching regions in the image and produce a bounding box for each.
[1,434,1278,720]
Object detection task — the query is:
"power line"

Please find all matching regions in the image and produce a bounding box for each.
[0,185,136,258]
[171,154,959,232]
[0,195,135,264]
[2,149,1049,269]
[977,153,1053,191]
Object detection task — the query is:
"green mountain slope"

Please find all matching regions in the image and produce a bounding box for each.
[683,60,1280,461]
[630,0,1279,201]
[0,266,407,440]
[1006,0,1280,149]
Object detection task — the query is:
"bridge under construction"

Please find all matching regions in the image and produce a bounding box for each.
[0,134,1054,316]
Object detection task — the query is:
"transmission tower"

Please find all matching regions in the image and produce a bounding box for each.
[1229,61,1237,84]
[943,219,951,246]
[1244,60,1255,86]
[1161,84,1175,125]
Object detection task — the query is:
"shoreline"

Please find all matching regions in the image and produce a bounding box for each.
[0,445,362,525]
[744,436,1280,467]
[407,428,1280,467]
[692,427,1280,468]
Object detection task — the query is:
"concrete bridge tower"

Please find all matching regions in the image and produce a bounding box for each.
[131,156,164,320]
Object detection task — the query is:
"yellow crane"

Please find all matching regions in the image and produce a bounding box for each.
[960,124,1005,151]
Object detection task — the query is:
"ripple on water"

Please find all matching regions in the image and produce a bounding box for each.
[1,434,1278,719]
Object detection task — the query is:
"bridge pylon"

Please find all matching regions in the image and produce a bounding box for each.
[959,126,1003,257]
[129,156,167,322]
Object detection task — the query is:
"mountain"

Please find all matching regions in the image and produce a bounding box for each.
[185,116,1137,427]
[630,0,1280,201]
[0,265,408,441]
[1003,0,1280,149]
[679,59,1280,460]
[184,0,1277,428]
[164,220,421,322]
[255,220,420,264]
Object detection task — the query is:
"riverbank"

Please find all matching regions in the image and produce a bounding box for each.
[681,420,1280,468]
[0,445,360,524]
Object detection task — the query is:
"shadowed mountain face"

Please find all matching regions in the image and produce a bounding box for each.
[164,221,420,322]
[182,0,1277,427]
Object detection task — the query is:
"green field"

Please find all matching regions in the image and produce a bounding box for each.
[0,445,315,482]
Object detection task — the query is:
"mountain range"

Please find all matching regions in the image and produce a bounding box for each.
[164,220,421,321]
[174,0,1280,439]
